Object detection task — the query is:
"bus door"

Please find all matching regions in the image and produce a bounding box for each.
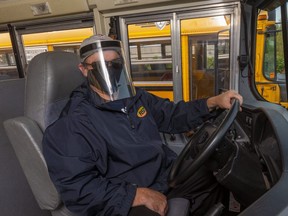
[188,34,218,100]
[180,16,231,101]
[121,15,174,100]
[120,3,240,102]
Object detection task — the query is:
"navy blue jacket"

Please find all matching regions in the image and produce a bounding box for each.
[43,82,211,216]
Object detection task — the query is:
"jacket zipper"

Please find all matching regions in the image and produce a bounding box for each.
[121,107,135,129]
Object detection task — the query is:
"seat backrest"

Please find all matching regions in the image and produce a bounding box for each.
[4,51,84,216]
[25,51,84,131]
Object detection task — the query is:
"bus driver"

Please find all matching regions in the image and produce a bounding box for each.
[43,34,243,216]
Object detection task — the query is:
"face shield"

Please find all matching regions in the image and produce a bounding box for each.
[80,39,136,102]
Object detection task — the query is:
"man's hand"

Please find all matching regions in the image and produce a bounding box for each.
[132,188,168,216]
[206,90,243,111]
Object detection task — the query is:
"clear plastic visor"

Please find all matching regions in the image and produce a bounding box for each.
[81,41,136,102]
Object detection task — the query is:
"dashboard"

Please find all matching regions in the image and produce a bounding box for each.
[163,105,284,214]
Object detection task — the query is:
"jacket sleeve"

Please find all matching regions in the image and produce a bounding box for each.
[141,90,212,133]
[43,115,136,216]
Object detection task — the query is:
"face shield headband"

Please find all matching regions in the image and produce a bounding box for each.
[80,40,136,102]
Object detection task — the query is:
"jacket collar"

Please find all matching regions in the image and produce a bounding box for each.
[73,81,143,112]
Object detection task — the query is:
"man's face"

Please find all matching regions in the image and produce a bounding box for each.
[80,49,124,97]
[78,43,136,101]
[85,50,120,69]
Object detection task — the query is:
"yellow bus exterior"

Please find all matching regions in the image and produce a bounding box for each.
[255,13,288,108]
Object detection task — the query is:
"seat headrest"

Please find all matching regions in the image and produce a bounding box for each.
[25,51,85,131]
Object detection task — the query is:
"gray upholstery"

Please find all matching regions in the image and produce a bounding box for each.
[4,51,84,216]
[25,51,84,131]
[4,116,60,210]
[167,198,190,216]
[3,51,189,216]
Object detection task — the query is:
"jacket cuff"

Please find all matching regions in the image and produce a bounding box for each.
[119,183,137,215]
[200,98,210,114]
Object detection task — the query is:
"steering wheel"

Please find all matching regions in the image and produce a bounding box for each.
[168,99,240,188]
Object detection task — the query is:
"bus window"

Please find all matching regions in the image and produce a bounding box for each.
[129,39,172,82]
[25,46,48,63]
[53,45,81,55]
[181,15,231,101]
[263,10,284,81]
[0,32,18,80]
[127,21,173,100]
[255,7,287,107]
[21,27,94,63]
[0,27,94,78]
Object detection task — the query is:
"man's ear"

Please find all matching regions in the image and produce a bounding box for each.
[78,63,88,77]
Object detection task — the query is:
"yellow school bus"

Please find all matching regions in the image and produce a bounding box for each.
[255,11,288,108]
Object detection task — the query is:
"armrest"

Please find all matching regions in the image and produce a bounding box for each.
[3,116,61,210]
[167,198,190,216]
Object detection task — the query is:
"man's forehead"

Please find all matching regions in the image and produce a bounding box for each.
[103,50,119,56]
[87,50,119,61]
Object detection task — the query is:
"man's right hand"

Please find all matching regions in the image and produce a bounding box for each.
[132,187,168,216]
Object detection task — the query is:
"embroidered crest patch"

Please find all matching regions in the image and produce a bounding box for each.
[137,106,147,118]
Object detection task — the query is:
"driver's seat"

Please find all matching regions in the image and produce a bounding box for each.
[4,51,190,216]
[4,51,83,216]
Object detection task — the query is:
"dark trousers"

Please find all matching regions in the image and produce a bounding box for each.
[128,166,223,216]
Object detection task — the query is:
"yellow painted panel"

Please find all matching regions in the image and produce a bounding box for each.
[148,91,174,101]
[22,28,94,47]
[256,83,280,103]
[181,35,189,102]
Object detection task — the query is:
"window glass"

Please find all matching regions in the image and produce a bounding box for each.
[129,39,172,82]
[0,24,94,80]
[53,46,81,55]
[22,27,94,62]
[182,15,231,100]
[0,32,18,80]
[255,6,287,106]
[127,21,172,84]
[124,12,234,102]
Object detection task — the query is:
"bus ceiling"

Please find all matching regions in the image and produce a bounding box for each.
[0,0,91,25]
[0,0,198,25]
[0,0,260,26]
[0,0,265,26]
